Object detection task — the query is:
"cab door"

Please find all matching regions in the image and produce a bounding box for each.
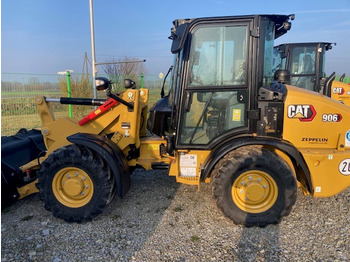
[175,20,252,148]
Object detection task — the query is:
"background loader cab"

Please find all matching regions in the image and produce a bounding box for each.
[274,42,350,106]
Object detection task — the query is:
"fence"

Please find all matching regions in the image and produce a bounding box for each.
[1,73,349,136]
[1,73,169,136]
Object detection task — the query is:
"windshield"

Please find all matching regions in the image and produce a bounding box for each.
[289,46,316,90]
[289,46,316,75]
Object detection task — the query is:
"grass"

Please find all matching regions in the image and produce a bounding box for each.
[1,208,11,214]
[190,235,200,242]
[113,214,121,220]
[20,215,34,221]
[1,96,98,136]
[1,111,70,136]
[173,206,183,212]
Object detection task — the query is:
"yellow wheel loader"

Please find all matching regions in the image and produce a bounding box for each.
[2,14,350,227]
[274,42,350,106]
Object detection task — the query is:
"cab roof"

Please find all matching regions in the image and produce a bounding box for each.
[170,14,294,54]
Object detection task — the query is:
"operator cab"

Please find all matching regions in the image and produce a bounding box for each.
[148,14,294,153]
[273,42,334,92]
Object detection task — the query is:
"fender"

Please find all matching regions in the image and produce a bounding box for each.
[67,133,130,198]
[201,136,313,194]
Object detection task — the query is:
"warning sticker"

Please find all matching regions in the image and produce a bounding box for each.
[346,130,350,147]
[180,167,196,177]
[180,154,197,167]
[232,109,241,121]
[339,159,350,176]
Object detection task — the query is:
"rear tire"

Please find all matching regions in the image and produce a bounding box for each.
[212,146,297,227]
[37,144,115,222]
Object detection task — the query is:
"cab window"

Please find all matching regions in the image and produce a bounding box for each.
[180,90,247,145]
[289,46,316,90]
[187,25,248,87]
[290,46,316,75]
[262,20,276,86]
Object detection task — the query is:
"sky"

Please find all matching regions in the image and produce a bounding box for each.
[1,0,350,76]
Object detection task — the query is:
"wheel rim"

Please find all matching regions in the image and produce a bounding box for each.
[231,170,278,213]
[52,167,94,208]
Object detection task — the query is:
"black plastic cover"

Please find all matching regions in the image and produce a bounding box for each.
[274,69,291,85]
[257,83,286,138]
[170,23,190,54]
[1,129,46,174]
[147,96,172,136]
[259,82,287,101]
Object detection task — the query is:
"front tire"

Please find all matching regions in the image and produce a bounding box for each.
[37,145,115,222]
[212,146,297,227]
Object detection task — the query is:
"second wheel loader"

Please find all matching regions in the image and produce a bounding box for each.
[2,14,350,227]
[274,42,350,106]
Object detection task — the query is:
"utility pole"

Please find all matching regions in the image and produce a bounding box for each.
[82,52,92,75]
[89,0,97,99]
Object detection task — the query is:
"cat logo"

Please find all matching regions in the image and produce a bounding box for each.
[332,87,344,95]
[287,105,316,122]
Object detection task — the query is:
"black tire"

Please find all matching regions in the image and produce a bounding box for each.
[211,146,297,227]
[37,144,116,222]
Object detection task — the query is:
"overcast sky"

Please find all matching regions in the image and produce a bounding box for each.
[2,0,350,76]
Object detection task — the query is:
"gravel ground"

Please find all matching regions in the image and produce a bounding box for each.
[1,169,349,262]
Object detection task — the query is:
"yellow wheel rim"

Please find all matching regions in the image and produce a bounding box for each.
[232,170,278,213]
[52,167,94,208]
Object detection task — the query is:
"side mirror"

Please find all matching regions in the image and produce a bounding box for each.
[124,79,136,89]
[95,77,111,91]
